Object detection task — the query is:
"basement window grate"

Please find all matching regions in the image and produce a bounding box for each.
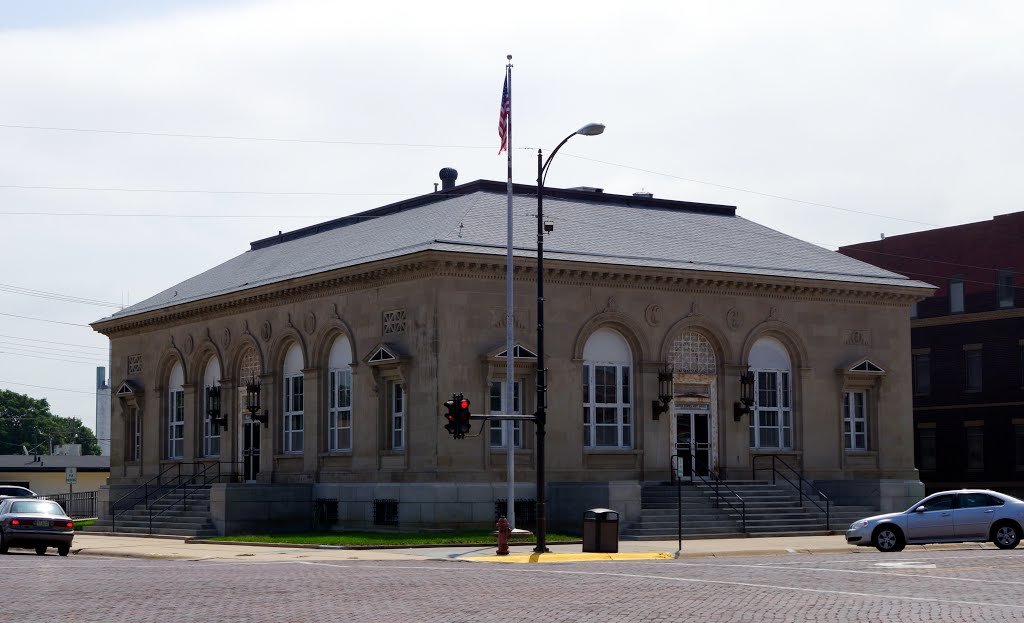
[494,498,537,530]
[373,499,399,526]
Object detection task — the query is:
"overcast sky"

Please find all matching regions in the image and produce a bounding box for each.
[1,1,1021,440]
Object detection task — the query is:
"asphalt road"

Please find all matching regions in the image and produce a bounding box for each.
[6,549,1024,622]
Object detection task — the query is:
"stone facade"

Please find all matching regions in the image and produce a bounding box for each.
[95,245,928,532]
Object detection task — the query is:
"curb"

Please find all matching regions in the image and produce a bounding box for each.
[184,538,584,550]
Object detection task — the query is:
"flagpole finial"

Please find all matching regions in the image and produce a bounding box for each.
[507,54,512,60]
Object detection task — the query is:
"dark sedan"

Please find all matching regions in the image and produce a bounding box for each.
[0,498,74,556]
[0,485,35,498]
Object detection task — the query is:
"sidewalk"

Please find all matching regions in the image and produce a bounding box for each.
[68,533,953,564]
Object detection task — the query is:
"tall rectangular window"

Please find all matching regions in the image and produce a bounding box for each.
[390,382,405,450]
[918,427,936,471]
[129,407,141,462]
[582,363,632,449]
[167,390,184,459]
[912,353,931,396]
[750,370,792,449]
[328,369,353,452]
[489,380,522,448]
[997,269,1015,308]
[843,390,868,451]
[202,386,221,457]
[1015,424,1024,471]
[283,375,304,453]
[965,347,983,392]
[966,425,984,471]
[949,277,965,313]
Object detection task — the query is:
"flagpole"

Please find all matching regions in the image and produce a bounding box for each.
[503,55,516,531]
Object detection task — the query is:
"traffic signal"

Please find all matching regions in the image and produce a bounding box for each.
[455,396,471,439]
[442,398,457,437]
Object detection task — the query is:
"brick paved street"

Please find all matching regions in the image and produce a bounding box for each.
[6,549,1024,622]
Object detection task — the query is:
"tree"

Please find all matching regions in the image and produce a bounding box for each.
[0,389,101,455]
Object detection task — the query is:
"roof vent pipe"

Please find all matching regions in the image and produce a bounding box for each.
[633,192,654,199]
[439,167,458,191]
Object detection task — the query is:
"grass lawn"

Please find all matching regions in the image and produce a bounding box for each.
[207,530,579,547]
[73,519,96,531]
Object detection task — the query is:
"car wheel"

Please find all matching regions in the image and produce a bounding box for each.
[874,525,905,552]
[35,545,47,556]
[57,545,70,557]
[993,521,1021,550]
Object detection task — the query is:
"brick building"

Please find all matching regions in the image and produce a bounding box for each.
[840,212,1024,495]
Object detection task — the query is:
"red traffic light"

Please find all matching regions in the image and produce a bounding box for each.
[460,399,469,409]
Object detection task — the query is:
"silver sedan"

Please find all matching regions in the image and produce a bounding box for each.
[847,489,1024,552]
[0,498,75,556]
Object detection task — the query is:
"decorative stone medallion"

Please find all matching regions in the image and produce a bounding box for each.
[644,304,662,327]
[304,312,317,335]
[726,308,743,331]
[221,327,231,349]
[183,334,194,355]
[261,320,272,342]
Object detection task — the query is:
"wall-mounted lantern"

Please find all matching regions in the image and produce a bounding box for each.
[651,367,674,420]
[733,368,755,422]
[246,378,269,427]
[206,385,227,430]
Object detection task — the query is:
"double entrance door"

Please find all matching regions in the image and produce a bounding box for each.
[673,404,712,481]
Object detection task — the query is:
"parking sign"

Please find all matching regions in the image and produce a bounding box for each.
[65,467,77,484]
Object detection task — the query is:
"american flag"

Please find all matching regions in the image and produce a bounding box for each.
[498,75,510,154]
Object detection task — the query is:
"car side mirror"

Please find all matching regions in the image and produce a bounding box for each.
[915,505,927,513]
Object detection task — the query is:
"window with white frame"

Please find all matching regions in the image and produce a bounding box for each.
[282,344,304,453]
[843,390,868,451]
[749,338,793,450]
[582,328,633,449]
[997,269,1015,308]
[202,358,221,457]
[328,337,353,452]
[390,382,405,450]
[167,362,185,459]
[129,407,141,462]
[489,380,522,448]
[950,277,964,313]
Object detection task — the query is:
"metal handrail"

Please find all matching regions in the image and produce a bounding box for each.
[752,454,831,531]
[146,461,224,534]
[111,461,242,532]
[672,451,746,534]
[111,463,182,532]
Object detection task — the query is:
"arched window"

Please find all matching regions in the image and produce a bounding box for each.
[582,328,633,449]
[749,337,792,450]
[282,344,304,454]
[167,362,185,459]
[202,358,221,457]
[327,337,353,452]
[670,331,717,374]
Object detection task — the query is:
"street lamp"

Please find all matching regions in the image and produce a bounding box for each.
[534,122,605,554]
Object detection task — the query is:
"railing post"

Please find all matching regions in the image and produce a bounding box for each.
[676,457,682,553]
[771,456,776,485]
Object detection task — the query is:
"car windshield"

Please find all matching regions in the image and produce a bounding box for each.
[9,501,63,515]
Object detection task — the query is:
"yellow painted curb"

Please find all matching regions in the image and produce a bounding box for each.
[464,551,673,563]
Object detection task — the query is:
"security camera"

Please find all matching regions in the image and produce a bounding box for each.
[544,220,554,233]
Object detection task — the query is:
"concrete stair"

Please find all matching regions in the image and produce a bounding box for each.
[620,481,876,540]
[85,485,218,538]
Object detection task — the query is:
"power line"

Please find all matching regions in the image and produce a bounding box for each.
[0,333,108,352]
[0,283,120,307]
[0,347,107,365]
[0,341,107,357]
[0,123,503,150]
[565,153,941,228]
[0,380,95,395]
[0,311,90,327]
[0,184,419,197]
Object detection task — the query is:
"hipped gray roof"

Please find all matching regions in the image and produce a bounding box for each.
[96,180,932,323]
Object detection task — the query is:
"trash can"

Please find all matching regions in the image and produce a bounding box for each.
[582,508,619,553]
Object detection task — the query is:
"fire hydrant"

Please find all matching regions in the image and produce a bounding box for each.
[496,515,511,556]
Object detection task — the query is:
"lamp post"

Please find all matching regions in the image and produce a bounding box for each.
[534,122,605,554]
